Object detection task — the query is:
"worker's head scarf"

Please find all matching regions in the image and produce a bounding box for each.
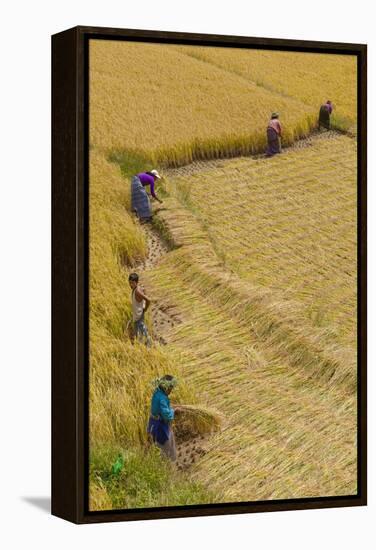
[153,375,178,393]
[271,111,279,119]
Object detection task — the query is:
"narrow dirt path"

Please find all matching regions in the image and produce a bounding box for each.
[135,223,182,345]
[134,221,213,469]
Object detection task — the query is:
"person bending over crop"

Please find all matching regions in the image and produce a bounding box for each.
[128,272,151,346]
[147,375,181,461]
[266,112,282,156]
[318,100,333,130]
[131,169,163,222]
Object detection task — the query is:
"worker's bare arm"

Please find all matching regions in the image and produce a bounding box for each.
[135,287,151,311]
[151,194,163,204]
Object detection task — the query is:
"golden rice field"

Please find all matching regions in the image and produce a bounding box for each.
[90,41,356,166]
[88,40,358,509]
[172,45,357,133]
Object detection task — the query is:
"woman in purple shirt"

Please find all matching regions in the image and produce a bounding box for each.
[131,169,163,221]
[138,170,163,203]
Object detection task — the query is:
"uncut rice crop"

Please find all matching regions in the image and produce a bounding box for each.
[172,46,357,133]
[90,40,316,166]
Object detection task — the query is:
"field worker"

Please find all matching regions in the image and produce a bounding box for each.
[266,112,282,156]
[318,100,333,130]
[131,169,163,222]
[147,375,181,461]
[128,272,151,346]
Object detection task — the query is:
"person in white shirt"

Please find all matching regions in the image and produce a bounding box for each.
[128,272,151,346]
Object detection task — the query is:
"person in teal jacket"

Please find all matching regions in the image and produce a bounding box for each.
[147,375,180,461]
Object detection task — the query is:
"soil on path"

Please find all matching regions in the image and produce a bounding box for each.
[136,223,182,345]
[135,222,212,469]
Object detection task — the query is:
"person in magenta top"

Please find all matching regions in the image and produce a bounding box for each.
[268,115,282,136]
[137,170,163,204]
[131,169,163,221]
[266,112,282,156]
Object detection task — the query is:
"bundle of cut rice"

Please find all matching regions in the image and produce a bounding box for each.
[173,404,221,440]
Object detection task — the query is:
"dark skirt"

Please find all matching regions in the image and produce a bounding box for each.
[131,176,151,219]
[319,105,330,129]
[147,417,170,444]
[147,417,176,461]
[266,127,282,156]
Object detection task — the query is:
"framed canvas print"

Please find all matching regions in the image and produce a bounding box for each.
[52,26,367,524]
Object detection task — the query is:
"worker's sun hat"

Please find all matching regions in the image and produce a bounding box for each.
[271,111,279,118]
[150,169,161,179]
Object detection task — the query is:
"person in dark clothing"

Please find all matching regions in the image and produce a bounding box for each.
[318,101,333,130]
[266,112,282,156]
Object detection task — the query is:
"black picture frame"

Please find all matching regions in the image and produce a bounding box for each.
[52,25,367,524]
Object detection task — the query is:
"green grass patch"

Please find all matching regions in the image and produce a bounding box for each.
[90,444,214,510]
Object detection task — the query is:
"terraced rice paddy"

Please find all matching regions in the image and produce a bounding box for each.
[172,46,357,133]
[88,40,358,510]
[90,41,356,165]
